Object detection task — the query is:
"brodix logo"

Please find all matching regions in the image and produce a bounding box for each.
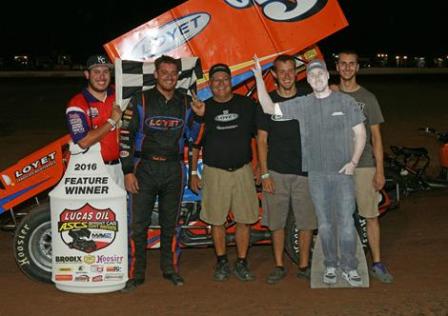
[131,13,210,59]
[224,0,328,22]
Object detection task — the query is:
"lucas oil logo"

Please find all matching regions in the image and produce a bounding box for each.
[58,203,118,253]
[145,116,184,131]
[131,13,210,59]
[224,0,327,22]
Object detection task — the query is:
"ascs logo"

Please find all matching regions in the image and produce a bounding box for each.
[131,13,210,59]
[224,0,328,22]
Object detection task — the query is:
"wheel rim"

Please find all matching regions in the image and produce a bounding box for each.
[28,221,52,272]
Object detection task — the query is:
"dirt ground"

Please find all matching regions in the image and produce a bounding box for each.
[1,75,448,315]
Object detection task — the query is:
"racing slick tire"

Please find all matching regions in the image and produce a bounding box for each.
[13,203,52,283]
[284,210,300,264]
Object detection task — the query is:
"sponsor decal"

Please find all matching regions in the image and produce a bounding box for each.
[224,0,328,22]
[14,152,57,182]
[58,204,118,253]
[130,13,210,59]
[64,176,109,195]
[55,256,82,264]
[104,273,124,281]
[84,255,96,265]
[15,224,31,266]
[58,267,72,272]
[55,274,73,281]
[145,116,184,131]
[88,107,99,118]
[216,125,238,130]
[92,275,103,282]
[106,266,122,272]
[96,255,124,264]
[68,112,85,134]
[215,111,238,122]
[74,274,90,282]
[270,114,293,122]
[90,265,104,273]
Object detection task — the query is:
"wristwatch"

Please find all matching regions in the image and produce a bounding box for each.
[107,118,117,130]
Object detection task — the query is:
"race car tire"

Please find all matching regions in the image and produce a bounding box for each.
[13,203,52,283]
[284,210,300,264]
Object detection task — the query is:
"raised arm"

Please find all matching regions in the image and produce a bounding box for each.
[339,123,366,175]
[252,57,276,115]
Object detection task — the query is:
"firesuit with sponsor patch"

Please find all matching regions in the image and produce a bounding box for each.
[120,87,200,280]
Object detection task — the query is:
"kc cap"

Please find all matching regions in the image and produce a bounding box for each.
[306,59,327,73]
[86,54,113,70]
[209,63,231,78]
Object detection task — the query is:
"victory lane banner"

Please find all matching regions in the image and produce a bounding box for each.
[49,143,127,294]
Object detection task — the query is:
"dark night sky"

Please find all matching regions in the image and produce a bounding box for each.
[1,0,446,62]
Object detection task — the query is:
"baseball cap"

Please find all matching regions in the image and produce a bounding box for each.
[306,59,327,73]
[86,54,113,70]
[209,63,231,78]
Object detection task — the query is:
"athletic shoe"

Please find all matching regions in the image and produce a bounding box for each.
[214,259,231,281]
[266,266,287,284]
[342,270,363,287]
[370,262,393,283]
[233,260,256,281]
[121,278,145,293]
[296,266,311,280]
[323,267,337,284]
[162,272,184,286]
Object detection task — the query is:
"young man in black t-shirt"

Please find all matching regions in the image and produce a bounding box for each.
[190,63,259,282]
[256,55,317,284]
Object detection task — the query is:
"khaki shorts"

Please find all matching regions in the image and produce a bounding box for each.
[262,171,317,231]
[200,164,259,225]
[353,167,381,218]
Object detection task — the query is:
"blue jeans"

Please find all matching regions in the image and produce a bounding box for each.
[308,173,358,271]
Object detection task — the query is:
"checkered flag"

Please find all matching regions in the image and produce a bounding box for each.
[114,57,203,111]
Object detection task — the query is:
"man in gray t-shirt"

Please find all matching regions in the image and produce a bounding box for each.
[253,57,367,287]
[336,50,393,283]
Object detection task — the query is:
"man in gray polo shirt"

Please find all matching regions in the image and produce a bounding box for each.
[252,57,367,287]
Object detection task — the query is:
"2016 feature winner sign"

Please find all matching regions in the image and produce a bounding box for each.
[49,143,127,294]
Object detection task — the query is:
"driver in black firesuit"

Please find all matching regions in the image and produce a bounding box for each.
[120,55,201,291]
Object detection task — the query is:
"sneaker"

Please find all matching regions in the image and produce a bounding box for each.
[342,270,363,287]
[370,262,393,283]
[266,266,287,284]
[296,266,311,280]
[323,267,337,284]
[233,260,256,281]
[162,272,184,286]
[214,259,231,281]
[121,278,144,293]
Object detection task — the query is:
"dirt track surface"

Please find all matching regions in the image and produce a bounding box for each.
[1,75,448,315]
[1,189,448,315]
